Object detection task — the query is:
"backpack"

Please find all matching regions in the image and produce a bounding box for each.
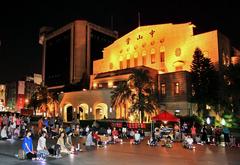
[18,149,26,160]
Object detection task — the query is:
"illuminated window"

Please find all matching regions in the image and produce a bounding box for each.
[142,50,147,65]
[142,56,146,65]
[151,54,156,64]
[127,59,130,68]
[151,48,156,64]
[161,83,166,95]
[160,52,165,63]
[174,82,180,94]
[120,61,123,69]
[134,58,138,66]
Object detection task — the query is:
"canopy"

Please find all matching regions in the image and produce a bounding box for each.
[152,111,180,122]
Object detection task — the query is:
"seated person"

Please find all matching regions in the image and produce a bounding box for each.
[112,128,119,143]
[1,125,8,140]
[93,131,103,147]
[22,130,37,160]
[14,126,20,138]
[57,132,71,154]
[37,131,49,160]
[183,135,194,148]
[148,132,157,146]
[165,136,173,148]
[65,131,74,152]
[134,130,141,144]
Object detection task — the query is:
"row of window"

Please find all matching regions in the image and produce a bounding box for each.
[114,52,165,70]
[160,82,180,95]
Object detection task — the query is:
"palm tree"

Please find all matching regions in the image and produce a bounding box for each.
[111,81,131,119]
[128,69,155,123]
[28,86,48,115]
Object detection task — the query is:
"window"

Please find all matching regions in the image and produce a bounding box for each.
[160,52,165,63]
[120,61,123,69]
[142,56,146,65]
[151,54,156,64]
[134,58,138,66]
[142,50,147,65]
[127,59,130,68]
[174,82,180,94]
[161,83,166,95]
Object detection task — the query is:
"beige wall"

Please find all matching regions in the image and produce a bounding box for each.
[93,23,220,74]
[60,89,114,122]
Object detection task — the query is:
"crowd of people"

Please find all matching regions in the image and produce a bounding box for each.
[0,113,31,140]
[1,113,239,161]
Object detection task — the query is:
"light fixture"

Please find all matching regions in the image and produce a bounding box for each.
[221,118,226,126]
[206,117,211,125]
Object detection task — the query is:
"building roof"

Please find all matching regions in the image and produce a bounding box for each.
[94,66,158,79]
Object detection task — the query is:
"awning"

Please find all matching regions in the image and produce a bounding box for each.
[152,111,180,122]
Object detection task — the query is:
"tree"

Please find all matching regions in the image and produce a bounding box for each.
[128,69,155,123]
[191,48,218,117]
[111,68,159,123]
[28,85,48,115]
[224,63,240,114]
[111,81,131,119]
[28,86,60,117]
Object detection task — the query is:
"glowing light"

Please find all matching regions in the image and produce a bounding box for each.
[109,107,112,113]
[90,107,92,113]
[108,81,113,88]
[206,117,211,125]
[163,120,167,124]
[221,118,226,126]
[129,115,134,122]
[93,83,97,89]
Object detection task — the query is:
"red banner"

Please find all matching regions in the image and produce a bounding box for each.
[17,94,25,112]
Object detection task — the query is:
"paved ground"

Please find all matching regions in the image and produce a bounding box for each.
[0,137,240,165]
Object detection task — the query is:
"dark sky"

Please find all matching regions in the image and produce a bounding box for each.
[0,0,239,83]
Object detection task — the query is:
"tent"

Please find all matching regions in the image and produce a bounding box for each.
[151,111,180,122]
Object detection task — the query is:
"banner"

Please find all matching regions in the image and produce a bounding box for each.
[18,81,25,94]
[17,94,25,112]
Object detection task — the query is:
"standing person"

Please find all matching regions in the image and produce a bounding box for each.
[201,125,207,144]
[191,125,197,142]
[214,126,222,146]
[223,126,230,146]
[37,131,49,160]
[22,130,37,160]
[38,117,43,135]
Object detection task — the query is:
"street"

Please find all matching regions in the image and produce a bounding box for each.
[0,138,240,165]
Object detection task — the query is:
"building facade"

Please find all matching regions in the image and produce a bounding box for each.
[58,22,234,122]
[5,74,42,112]
[41,20,118,90]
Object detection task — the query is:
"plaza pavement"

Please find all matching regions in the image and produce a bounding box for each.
[0,137,240,165]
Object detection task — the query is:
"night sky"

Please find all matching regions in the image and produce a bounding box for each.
[0,0,239,83]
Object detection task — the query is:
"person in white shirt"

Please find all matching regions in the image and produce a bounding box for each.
[134,130,141,144]
[1,125,8,140]
[37,131,49,159]
[107,127,112,136]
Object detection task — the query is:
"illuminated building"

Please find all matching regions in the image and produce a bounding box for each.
[59,22,235,122]
[40,20,118,90]
[5,74,41,112]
